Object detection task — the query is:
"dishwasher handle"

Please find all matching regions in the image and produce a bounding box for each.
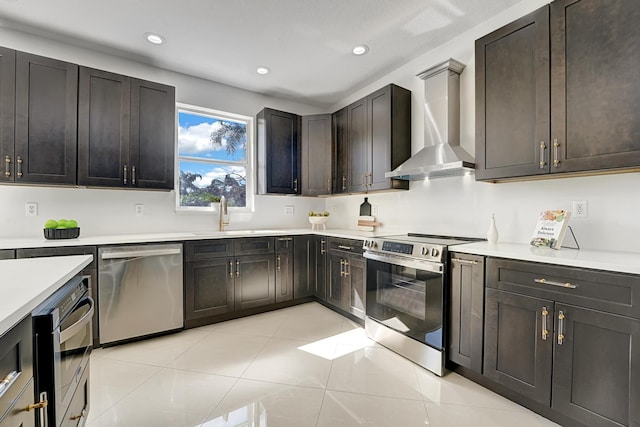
[101,248,181,260]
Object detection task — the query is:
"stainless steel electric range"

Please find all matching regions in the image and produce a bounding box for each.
[362,234,478,376]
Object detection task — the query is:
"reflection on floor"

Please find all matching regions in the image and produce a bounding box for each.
[86,302,559,427]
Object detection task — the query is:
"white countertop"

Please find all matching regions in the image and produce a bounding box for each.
[452,241,640,275]
[0,255,93,337]
[0,228,384,250]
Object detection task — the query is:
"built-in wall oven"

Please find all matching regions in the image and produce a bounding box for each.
[363,234,472,376]
[33,275,93,427]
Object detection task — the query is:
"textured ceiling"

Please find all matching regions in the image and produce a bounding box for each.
[0,0,521,107]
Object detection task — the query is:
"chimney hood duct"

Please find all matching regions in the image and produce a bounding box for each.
[386,58,474,180]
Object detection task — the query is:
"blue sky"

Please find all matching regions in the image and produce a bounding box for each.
[178,111,246,162]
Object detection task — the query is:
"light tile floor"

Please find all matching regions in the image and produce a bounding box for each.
[87,302,560,427]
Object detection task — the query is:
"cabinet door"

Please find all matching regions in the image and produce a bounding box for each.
[301,114,331,196]
[368,86,392,191]
[257,108,300,194]
[552,304,640,427]
[327,253,347,310]
[345,254,365,319]
[0,47,15,183]
[130,78,175,189]
[332,107,348,193]
[475,6,550,181]
[275,251,293,303]
[184,258,234,320]
[234,254,275,310]
[15,52,78,185]
[550,0,640,173]
[293,235,314,299]
[0,378,35,427]
[484,289,554,406]
[78,67,130,187]
[347,97,369,193]
[314,237,327,301]
[448,254,484,373]
[0,316,33,424]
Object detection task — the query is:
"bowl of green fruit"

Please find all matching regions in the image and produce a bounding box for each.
[43,219,80,239]
[308,211,329,230]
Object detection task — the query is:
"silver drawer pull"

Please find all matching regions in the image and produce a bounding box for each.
[338,245,352,250]
[541,307,549,341]
[539,141,546,168]
[534,278,577,289]
[277,237,293,241]
[557,310,566,345]
[4,155,11,177]
[451,258,478,265]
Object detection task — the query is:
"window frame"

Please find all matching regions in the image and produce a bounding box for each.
[174,103,255,213]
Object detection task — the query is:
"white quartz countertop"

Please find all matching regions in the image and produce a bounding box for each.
[0,255,93,337]
[452,242,640,275]
[0,228,384,250]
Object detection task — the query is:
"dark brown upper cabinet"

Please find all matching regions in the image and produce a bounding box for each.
[78,67,175,189]
[341,84,411,194]
[1,50,78,185]
[301,114,332,196]
[476,0,640,181]
[257,107,301,194]
[332,107,348,194]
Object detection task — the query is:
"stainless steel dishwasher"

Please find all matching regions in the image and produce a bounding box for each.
[98,243,183,345]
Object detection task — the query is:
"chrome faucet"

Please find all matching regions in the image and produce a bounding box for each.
[218,195,229,231]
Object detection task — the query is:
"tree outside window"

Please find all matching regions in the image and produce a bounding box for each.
[176,105,252,210]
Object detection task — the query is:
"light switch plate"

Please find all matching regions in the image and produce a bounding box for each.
[284,206,294,216]
[135,204,144,217]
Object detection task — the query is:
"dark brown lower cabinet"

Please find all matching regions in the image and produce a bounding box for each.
[293,235,314,299]
[484,257,640,427]
[314,236,327,301]
[275,250,293,303]
[448,253,484,373]
[185,257,234,321]
[234,254,275,310]
[326,238,365,320]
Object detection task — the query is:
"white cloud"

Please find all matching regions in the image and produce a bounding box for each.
[193,166,246,188]
[178,122,226,155]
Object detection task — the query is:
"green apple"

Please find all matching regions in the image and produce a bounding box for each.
[44,219,58,229]
[67,219,78,228]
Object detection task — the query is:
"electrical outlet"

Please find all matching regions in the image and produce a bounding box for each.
[371,205,378,216]
[135,204,144,217]
[284,206,294,216]
[25,202,38,217]
[572,200,588,218]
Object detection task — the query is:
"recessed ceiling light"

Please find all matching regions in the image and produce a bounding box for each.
[144,32,165,45]
[256,66,271,75]
[352,44,369,55]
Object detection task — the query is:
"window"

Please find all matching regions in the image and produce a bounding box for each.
[176,104,253,211]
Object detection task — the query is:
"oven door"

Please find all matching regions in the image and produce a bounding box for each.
[55,294,93,426]
[365,252,444,350]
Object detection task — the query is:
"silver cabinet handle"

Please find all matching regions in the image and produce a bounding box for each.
[557,310,565,345]
[123,165,128,185]
[342,176,347,191]
[344,260,350,277]
[132,165,136,185]
[367,173,372,187]
[293,178,298,193]
[362,173,367,188]
[338,245,353,250]
[16,156,23,177]
[539,141,547,168]
[451,258,478,265]
[4,155,10,178]
[229,260,234,278]
[101,248,181,259]
[276,255,281,271]
[340,259,345,277]
[236,260,240,277]
[327,178,331,193]
[541,306,549,341]
[320,239,326,254]
[553,139,560,167]
[534,278,577,289]
[277,237,293,241]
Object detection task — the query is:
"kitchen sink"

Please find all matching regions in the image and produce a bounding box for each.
[190,229,283,236]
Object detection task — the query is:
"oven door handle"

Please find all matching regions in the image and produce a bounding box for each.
[59,296,95,344]
[364,251,443,273]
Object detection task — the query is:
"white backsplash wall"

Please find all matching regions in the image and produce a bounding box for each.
[0,185,325,238]
[325,173,640,253]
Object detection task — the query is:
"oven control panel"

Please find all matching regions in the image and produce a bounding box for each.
[363,238,445,262]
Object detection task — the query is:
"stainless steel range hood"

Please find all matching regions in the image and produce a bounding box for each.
[386,59,474,180]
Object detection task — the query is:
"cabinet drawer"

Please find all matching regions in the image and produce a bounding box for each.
[327,238,363,256]
[0,316,33,421]
[487,258,640,319]
[17,246,97,269]
[234,237,274,256]
[185,240,234,261]
[275,236,294,252]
